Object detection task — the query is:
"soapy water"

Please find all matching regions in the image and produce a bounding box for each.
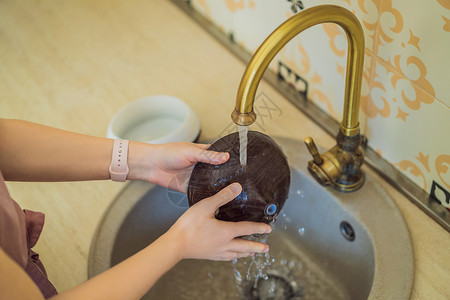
[232,232,273,286]
[231,216,307,297]
[145,212,349,300]
[230,216,349,300]
[238,125,248,166]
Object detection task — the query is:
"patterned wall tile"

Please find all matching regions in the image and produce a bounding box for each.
[280,22,345,120]
[376,0,450,106]
[191,0,233,35]
[366,58,449,192]
[189,0,450,196]
[300,0,381,55]
[229,1,291,53]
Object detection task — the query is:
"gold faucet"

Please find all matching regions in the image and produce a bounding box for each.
[231,5,365,192]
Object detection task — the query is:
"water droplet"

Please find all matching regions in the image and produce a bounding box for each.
[298,227,305,236]
[233,270,242,282]
[289,260,296,269]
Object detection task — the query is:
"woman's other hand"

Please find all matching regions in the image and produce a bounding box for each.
[128,142,229,192]
[166,183,272,261]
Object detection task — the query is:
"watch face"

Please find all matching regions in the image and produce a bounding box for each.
[188,131,290,223]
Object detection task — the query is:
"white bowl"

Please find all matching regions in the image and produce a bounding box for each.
[107,95,201,144]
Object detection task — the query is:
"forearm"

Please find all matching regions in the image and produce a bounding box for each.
[50,231,182,300]
[0,119,153,182]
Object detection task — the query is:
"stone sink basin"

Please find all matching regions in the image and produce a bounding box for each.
[88,136,413,300]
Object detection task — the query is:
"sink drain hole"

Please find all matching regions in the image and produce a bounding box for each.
[340,221,355,241]
[247,270,303,300]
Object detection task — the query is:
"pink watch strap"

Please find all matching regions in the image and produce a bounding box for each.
[109,139,129,182]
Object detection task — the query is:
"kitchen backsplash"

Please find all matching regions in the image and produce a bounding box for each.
[190,0,450,204]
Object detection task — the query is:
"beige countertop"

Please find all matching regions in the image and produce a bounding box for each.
[1,0,448,298]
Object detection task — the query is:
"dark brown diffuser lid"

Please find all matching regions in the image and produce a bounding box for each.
[187,131,290,223]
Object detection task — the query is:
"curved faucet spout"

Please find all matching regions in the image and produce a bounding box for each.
[231,4,365,137]
[232,5,366,192]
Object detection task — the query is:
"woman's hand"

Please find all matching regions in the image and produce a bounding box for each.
[128,141,229,192]
[166,183,272,261]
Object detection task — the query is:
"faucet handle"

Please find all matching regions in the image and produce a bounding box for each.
[304,137,323,165]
